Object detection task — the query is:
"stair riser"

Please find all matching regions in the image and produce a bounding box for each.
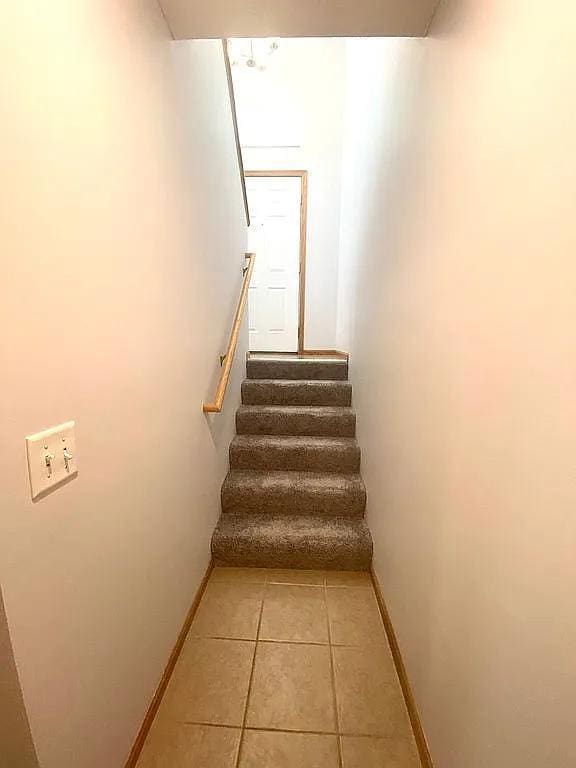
[242,381,352,407]
[212,524,372,571]
[230,444,360,473]
[222,486,366,517]
[213,549,372,571]
[236,410,356,437]
[247,359,348,381]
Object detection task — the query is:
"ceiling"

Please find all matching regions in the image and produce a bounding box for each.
[158,0,439,39]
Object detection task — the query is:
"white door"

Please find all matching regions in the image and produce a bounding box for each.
[246,176,301,352]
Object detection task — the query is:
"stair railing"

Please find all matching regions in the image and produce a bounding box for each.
[203,252,256,413]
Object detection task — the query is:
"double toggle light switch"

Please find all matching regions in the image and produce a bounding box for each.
[26,421,77,499]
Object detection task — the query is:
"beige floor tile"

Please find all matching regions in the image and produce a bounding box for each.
[240,730,340,768]
[266,569,326,585]
[325,571,372,588]
[191,581,264,640]
[333,646,409,736]
[259,584,328,643]
[211,567,268,583]
[246,642,337,732]
[160,638,255,726]
[341,735,420,767]
[326,587,387,646]
[137,722,240,768]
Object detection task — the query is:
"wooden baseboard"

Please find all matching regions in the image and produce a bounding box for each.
[371,567,434,768]
[124,560,214,768]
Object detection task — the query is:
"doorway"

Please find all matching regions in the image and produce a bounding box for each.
[245,170,308,353]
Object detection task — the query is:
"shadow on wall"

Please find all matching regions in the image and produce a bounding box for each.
[342,36,497,758]
[342,34,451,724]
[0,587,39,768]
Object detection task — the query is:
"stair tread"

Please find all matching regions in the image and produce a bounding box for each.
[212,512,373,570]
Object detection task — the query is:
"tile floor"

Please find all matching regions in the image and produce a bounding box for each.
[137,568,420,768]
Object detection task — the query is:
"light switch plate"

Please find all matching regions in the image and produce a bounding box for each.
[26,421,77,499]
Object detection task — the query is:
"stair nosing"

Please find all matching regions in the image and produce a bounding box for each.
[242,378,351,384]
[231,434,359,444]
[224,467,365,479]
[237,404,354,412]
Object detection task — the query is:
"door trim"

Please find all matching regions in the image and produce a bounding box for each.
[245,170,308,353]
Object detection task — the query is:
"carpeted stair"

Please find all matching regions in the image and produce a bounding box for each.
[211,357,373,570]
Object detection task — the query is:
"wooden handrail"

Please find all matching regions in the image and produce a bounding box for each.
[203,253,256,413]
[222,39,250,227]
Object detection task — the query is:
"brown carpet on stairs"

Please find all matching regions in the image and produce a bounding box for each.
[211,357,373,571]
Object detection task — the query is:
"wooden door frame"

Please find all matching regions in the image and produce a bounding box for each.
[244,170,308,354]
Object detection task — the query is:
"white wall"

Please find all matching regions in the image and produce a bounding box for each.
[0,2,247,766]
[338,4,576,766]
[234,39,346,349]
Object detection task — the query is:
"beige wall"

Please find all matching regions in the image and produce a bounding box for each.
[338,2,576,766]
[0,589,39,768]
[0,2,247,767]
[159,0,438,39]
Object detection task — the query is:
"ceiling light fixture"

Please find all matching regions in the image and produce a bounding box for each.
[228,38,279,72]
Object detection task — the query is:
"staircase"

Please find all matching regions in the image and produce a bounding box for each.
[211,356,373,570]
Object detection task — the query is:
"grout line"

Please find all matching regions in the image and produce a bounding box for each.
[212,573,372,590]
[212,580,322,587]
[324,579,344,768]
[180,721,241,730]
[210,581,267,587]
[234,580,267,768]
[324,583,372,590]
[210,582,361,589]
[189,632,388,651]
[266,581,326,587]
[244,726,413,740]
[179,720,414,740]
[258,637,329,646]
[191,632,329,645]
[264,582,371,590]
[211,582,371,589]
[189,634,257,643]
